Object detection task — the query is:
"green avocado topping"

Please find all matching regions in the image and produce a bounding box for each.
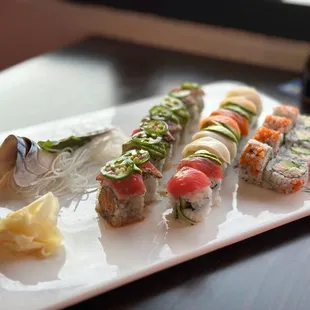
[222,104,252,121]
[188,149,222,166]
[202,124,238,143]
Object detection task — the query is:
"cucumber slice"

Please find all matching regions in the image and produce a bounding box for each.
[175,199,196,225]
[291,146,310,155]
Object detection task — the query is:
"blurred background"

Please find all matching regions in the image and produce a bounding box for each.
[1,0,310,72]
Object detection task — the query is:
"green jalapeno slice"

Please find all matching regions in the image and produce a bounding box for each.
[121,149,150,165]
[100,158,141,180]
[140,119,168,136]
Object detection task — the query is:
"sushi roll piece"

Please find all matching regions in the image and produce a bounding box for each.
[95,157,147,227]
[199,115,241,141]
[253,126,283,156]
[147,105,183,147]
[122,130,167,171]
[210,108,249,137]
[239,139,273,186]
[296,115,310,129]
[176,150,223,206]
[182,136,231,166]
[169,82,205,132]
[263,115,293,134]
[278,145,310,169]
[225,86,263,116]
[167,166,213,225]
[134,119,175,171]
[273,105,299,125]
[160,95,190,143]
[180,82,205,113]
[120,149,162,204]
[192,126,237,162]
[263,157,308,194]
[219,96,257,128]
[285,128,310,149]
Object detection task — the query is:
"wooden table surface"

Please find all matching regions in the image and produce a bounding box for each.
[1,37,310,310]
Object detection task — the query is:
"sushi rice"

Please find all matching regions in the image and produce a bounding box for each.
[285,128,310,149]
[239,139,273,186]
[168,187,213,224]
[273,105,300,125]
[263,156,308,194]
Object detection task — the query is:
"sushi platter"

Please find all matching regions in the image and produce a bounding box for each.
[1,81,310,310]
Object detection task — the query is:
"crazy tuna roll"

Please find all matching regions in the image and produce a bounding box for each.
[169,82,205,133]
[253,126,283,156]
[122,130,167,171]
[199,115,241,141]
[263,115,293,134]
[132,119,175,170]
[263,157,308,194]
[176,150,223,206]
[219,96,257,128]
[160,95,190,142]
[147,105,183,146]
[210,109,249,137]
[239,139,273,186]
[96,157,146,227]
[192,126,237,162]
[182,136,231,166]
[273,105,300,125]
[225,86,263,116]
[120,149,162,204]
[167,166,213,225]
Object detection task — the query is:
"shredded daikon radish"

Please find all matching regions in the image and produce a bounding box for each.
[12,128,129,200]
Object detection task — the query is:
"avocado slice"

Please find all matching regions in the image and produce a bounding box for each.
[222,104,252,122]
[295,130,310,141]
[291,146,310,155]
[220,123,241,142]
[201,120,240,141]
[189,149,222,166]
[224,101,257,116]
[202,124,238,143]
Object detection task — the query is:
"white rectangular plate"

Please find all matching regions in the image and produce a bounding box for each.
[1,81,310,310]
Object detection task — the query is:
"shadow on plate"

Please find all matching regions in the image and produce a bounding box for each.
[96,206,169,273]
[0,246,66,285]
[236,181,310,218]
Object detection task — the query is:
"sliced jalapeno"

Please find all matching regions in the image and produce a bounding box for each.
[149,105,180,124]
[181,82,200,90]
[169,89,191,99]
[149,105,172,120]
[131,130,162,145]
[100,158,140,180]
[161,96,190,125]
[140,119,168,136]
[161,96,185,111]
[121,149,150,165]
